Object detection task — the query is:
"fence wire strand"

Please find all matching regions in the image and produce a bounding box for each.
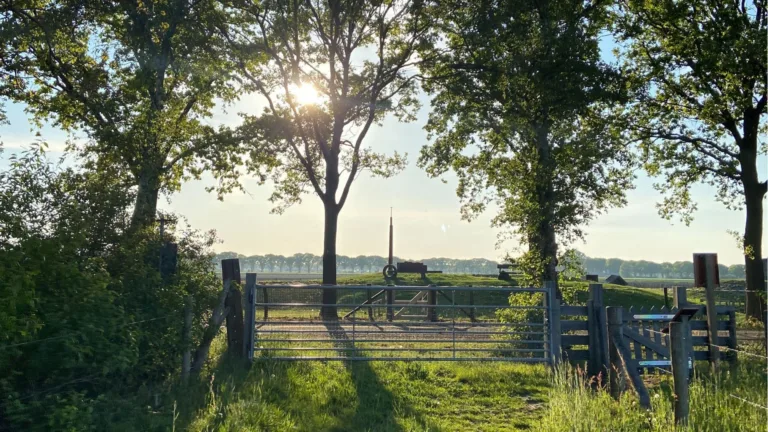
[729,394,768,411]
[0,315,175,350]
[712,345,768,360]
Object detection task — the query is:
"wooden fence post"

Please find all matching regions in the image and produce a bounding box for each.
[244,273,257,361]
[588,284,608,380]
[673,286,695,362]
[469,291,476,322]
[222,258,244,358]
[702,261,720,370]
[727,308,738,362]
[607,307,624,400]
[428,287,437,322]
[181,295,193,384]
[545,281,562,365]
[670,320,690,425]
[673,286,687,308]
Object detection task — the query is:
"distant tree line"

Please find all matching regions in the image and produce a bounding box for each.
[581,257,745,280]
[213,252,500,275]
[213,252,749,280]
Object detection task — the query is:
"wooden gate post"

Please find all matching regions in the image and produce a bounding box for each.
[673,286,687,308]
[545,281,562,365]
[428,287,438,322]
[607,307,624,400]
[222,258,244,358]
[693,253,721,369]
[244,273,257,361]
[469,291,476,322]
[670,320,690,425]
[587,284,608,380]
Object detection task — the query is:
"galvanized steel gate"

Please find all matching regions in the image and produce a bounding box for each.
[243,281,558,363]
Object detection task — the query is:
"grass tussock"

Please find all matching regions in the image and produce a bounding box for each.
[537,358,767,432]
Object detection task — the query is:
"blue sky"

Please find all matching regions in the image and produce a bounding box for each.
[1,38,765,266]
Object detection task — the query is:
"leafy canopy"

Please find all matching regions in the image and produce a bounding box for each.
[612,0,767,223]
[0,0,271,225]
[418,0,633,281]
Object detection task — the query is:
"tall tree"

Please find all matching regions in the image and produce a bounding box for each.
[0,0,266,232]
[220,0,431,317]
[418,0,632,286]
[612,0,766,318]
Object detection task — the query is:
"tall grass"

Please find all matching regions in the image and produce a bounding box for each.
[537,360,767,432]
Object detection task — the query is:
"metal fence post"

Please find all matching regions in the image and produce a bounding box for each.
[452,290,456,359]
[545,281,561,365]
[386,285,394,321]
[244,273,257,361]
[670,320,690,425]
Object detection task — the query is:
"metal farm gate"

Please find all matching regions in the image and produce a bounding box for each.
[242,281,559,363]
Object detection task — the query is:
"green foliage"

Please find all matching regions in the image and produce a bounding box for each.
[418,0,634,283]
[557,248,587,283]
[0,146,222,430]
[612,0,766,297]
[613,0,766,222]
[0,1,270,229]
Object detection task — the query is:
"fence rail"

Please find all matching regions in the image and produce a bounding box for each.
[243,280,556,362]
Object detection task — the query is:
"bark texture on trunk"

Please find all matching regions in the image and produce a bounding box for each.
[743,181,766,321]
[739,125,767,321]
[534,122,559,290]
[321,201,339,319]
[130,169,161,231]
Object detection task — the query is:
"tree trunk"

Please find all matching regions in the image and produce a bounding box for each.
[321,202,339,319]
[743,181,766,321]
[130,169,161,231]
[534,121,559,288]
[739,125,767,322]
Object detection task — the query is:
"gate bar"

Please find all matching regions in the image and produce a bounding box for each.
[255,284,548,293]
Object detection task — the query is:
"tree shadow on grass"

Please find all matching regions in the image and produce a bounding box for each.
[172,323,437,432]
[322,319,435,432]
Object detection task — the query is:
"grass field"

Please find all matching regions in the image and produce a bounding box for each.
[172,337,551,432]
[131,274,765,431]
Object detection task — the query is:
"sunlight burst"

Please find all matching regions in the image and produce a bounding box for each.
[289,83,324,106]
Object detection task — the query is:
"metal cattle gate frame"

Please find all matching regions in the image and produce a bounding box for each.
[243,282,559,363]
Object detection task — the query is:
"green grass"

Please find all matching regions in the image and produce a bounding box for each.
[170,337,550,432]
[537,358,767,432]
